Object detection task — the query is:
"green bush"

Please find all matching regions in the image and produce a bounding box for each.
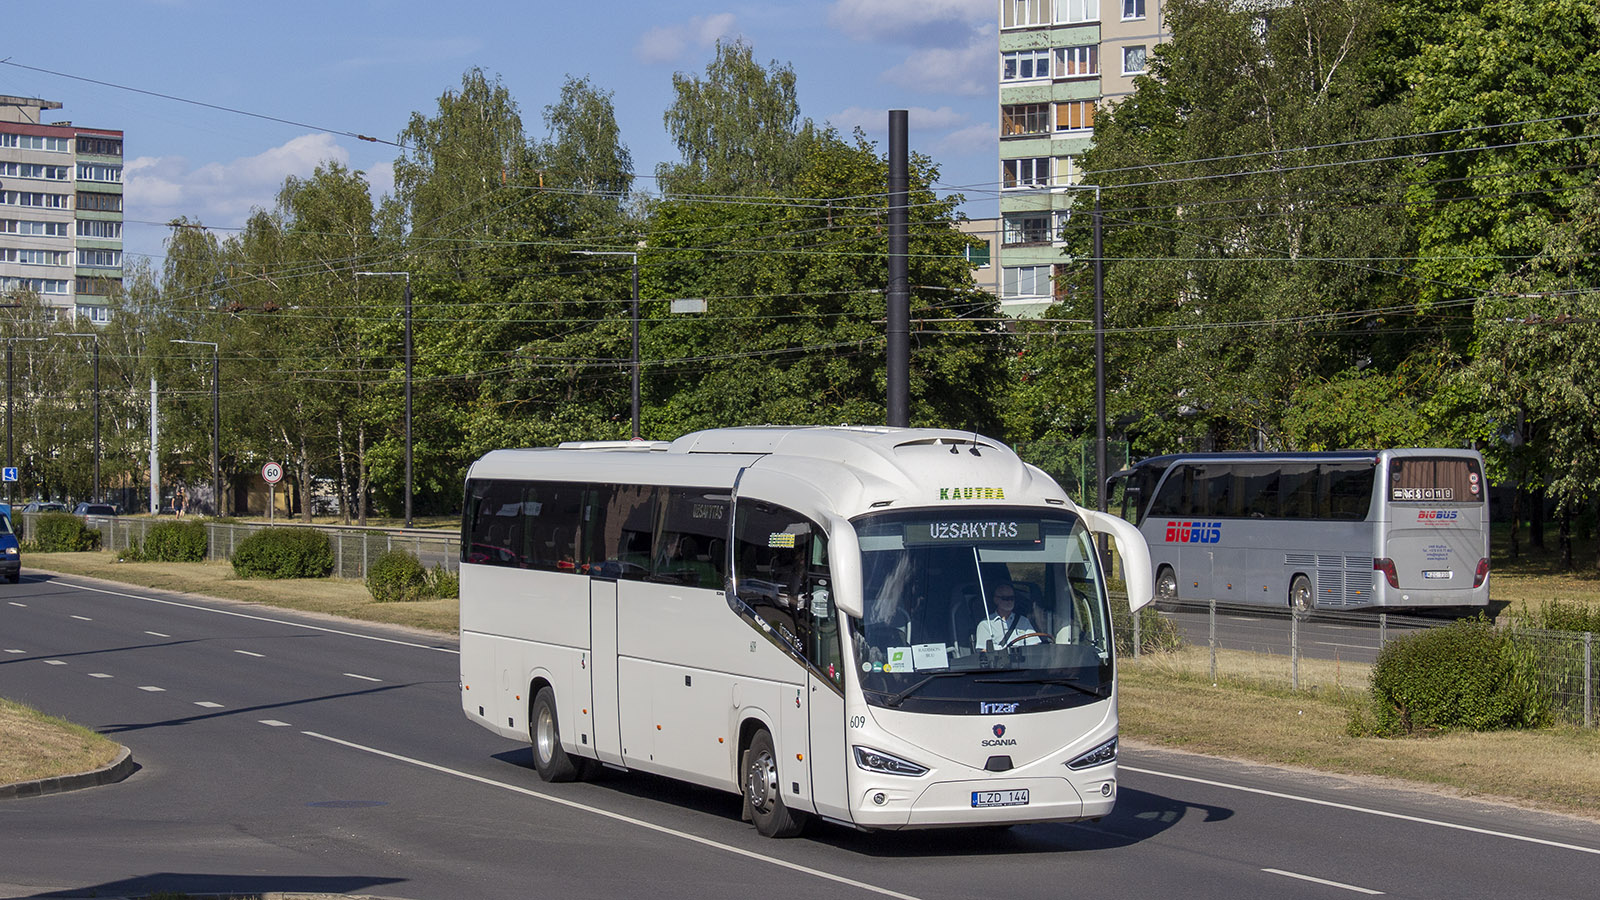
[427,563,459,600]
[141,520,209,563]
[1364,617,1548,735]
[32,512,100,552]
[1113,599,1183,655]
[230,527,334,579]
[1511,599,1600,634]
[366,550,430,602]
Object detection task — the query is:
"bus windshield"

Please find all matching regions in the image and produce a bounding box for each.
[850,509,1112,714]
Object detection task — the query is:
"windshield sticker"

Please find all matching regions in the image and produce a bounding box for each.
[939,486,1006,500]
[1165,520,1222,543]
[767,532,797,548]
[886,647,914,672]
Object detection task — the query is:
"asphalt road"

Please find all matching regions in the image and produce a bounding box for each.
[2,572,1596,899]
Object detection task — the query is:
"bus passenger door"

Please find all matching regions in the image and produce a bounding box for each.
[590,578,623,765]
[807,672,850,821]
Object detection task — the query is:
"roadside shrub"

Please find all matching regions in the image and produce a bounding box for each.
[231,527,333,579]
[426,563,459,600]
[366,550,429,602]
[1113,600,1183,655]
[141,520,209,563]
[1363,617,1548,736]
[1510,599,1600,634]
[32,512,100,552]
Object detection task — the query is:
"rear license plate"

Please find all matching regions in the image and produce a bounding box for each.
[1423,570,1453,580]
[972,789,1029,808]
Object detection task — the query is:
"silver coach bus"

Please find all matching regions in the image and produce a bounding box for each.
[1106,449,1489,613]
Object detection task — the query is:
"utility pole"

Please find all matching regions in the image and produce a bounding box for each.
[886,110,910,428]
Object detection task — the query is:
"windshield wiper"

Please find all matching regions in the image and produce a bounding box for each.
[878,668,1028,707]
[973,676,1108,698]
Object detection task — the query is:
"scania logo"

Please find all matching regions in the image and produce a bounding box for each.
[981,723,1017,747]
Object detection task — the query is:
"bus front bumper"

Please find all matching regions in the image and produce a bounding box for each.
[848,772,1116,830]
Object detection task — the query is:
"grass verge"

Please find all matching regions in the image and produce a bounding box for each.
[0,698,121,787]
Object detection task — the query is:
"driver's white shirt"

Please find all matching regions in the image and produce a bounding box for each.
[975,612,1041,649]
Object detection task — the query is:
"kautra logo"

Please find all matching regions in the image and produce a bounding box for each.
[1418,510,1458,521]
[1165,521,1223,543]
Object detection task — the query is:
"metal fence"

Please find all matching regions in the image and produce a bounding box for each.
[1121,597,1598,729]
[17,514,461,581]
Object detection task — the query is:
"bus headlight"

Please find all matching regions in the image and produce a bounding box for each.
[1067,736,1117,770]
[853,745,928,777]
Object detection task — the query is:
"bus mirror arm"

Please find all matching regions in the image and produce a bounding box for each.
[1078,509,1154,612]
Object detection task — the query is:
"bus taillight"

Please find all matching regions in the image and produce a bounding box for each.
[1374,558,1398,588]
[1474,558,1489,588]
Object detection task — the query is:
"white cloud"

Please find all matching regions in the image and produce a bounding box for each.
[125,133,350,229]
[362,159,397,202]
[881,27,994,96]
[935,121,998,157]
[635,13,738,64]
[827,0,989,46]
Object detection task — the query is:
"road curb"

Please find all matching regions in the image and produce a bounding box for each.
[0,744,135,800]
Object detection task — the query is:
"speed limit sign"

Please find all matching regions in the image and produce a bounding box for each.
[262,462,284,484]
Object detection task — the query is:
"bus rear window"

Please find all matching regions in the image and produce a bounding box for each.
[1389,457,1483,503]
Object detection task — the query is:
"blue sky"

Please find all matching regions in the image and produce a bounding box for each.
[3,0,998,270]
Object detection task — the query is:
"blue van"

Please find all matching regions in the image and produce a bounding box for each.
[0,507,18,584]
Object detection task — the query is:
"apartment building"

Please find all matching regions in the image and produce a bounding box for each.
[997,1,1168,317]
[0,96,124,324]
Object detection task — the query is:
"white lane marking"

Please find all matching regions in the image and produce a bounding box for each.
[89,673,113,679]
[71,615,93,621]
[1124,765,1600,856]
[145,631,170,638]
[4,649,24,654]
[8,601,26,607]
[44,659,67,666]
[62,581,456,654]
[195,701,224,708]
[343,673,381,682]
[1263,869,1383,895]
[259,719,292,727]
[305,731,925,900]
[138,685,165,692]
[234,650,265,658]
[1313,641,1379,650]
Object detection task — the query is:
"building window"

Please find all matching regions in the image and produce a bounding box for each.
[77,304,113,324]
[0,219,69,237]
[1002,0,1051,28]
[76,192,122,212]
[1002,104,1051,137]
[1002,49,1052,81]
[964,241,992,268]
[1054,155,1083,187]
[0,133,70,152]
[1056,101,1096,132]
[1003,157,1051,189]
[0,248,70,266]
[0,277,70,295]
[1123,0,1146,19]
[0,162,71,181]
[1003,265,1052,298]
[76,137,123,157]
[1055,45,1098,77]
[1123,45,1148,75]
[76,219,123,239]
[0,191,69,209]
[76,164,122,183]
[1003,213,1052,246]
[76,277,121,296]
[77,249,122,269]
[1057,0,1099,24]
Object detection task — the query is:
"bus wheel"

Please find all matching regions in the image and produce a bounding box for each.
[1154,567,1178,610]
[1289,575,1314,618]
[530,687,583,783]
[744,729,807,838]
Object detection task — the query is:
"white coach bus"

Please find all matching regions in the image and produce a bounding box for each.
[459,426,1152,836]
[1106,448,1490,613]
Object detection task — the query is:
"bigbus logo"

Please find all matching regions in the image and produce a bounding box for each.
[1165,521,1222,543]
[1418,510,1458,521]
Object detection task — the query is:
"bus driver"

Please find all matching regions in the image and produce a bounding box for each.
[975,582,1044,650]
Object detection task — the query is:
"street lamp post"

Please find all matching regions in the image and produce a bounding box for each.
[573,250,639,440]
[170,340,221,515]
[356,271,412,527]
[5,336,46,503]
[61,334,102,501]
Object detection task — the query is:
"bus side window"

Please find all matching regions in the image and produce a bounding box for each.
[734,499,836,676]
[655,488,728,588]
[464,479,527,567]
[593,485,658,580]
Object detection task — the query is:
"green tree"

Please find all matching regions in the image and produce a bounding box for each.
[657,39,817,196]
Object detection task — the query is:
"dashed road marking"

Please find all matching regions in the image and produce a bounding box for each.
[71,615,93,621]
[8,602,26,607]
[89,673,113,679]
[138,685,165,692]
[5,648,24,654]
[195,701,224,708]
[145,631,170,637]
[343,673,381,682]
[259,719,292,727]
[234,650,265,658]
[1263,869,1383,895]
[44,659,67,666]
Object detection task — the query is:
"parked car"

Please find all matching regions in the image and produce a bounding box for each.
[0,512,19,583]
[73,502,118,517]
[20,501,68,513]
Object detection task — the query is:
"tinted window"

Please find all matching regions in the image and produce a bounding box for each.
[1235,465,1281,518]
[653,488,729,589]
[1324,464,1376,520]
[592,485,657,581]
[1389,456,1483,504]
[1280,464,1319,518]
[734,499,836,677]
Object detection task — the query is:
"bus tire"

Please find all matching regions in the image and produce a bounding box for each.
[743,728,807,838]
[1289,575,1314,618]
[530,687,583,783]
[1154,566,1178,610]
